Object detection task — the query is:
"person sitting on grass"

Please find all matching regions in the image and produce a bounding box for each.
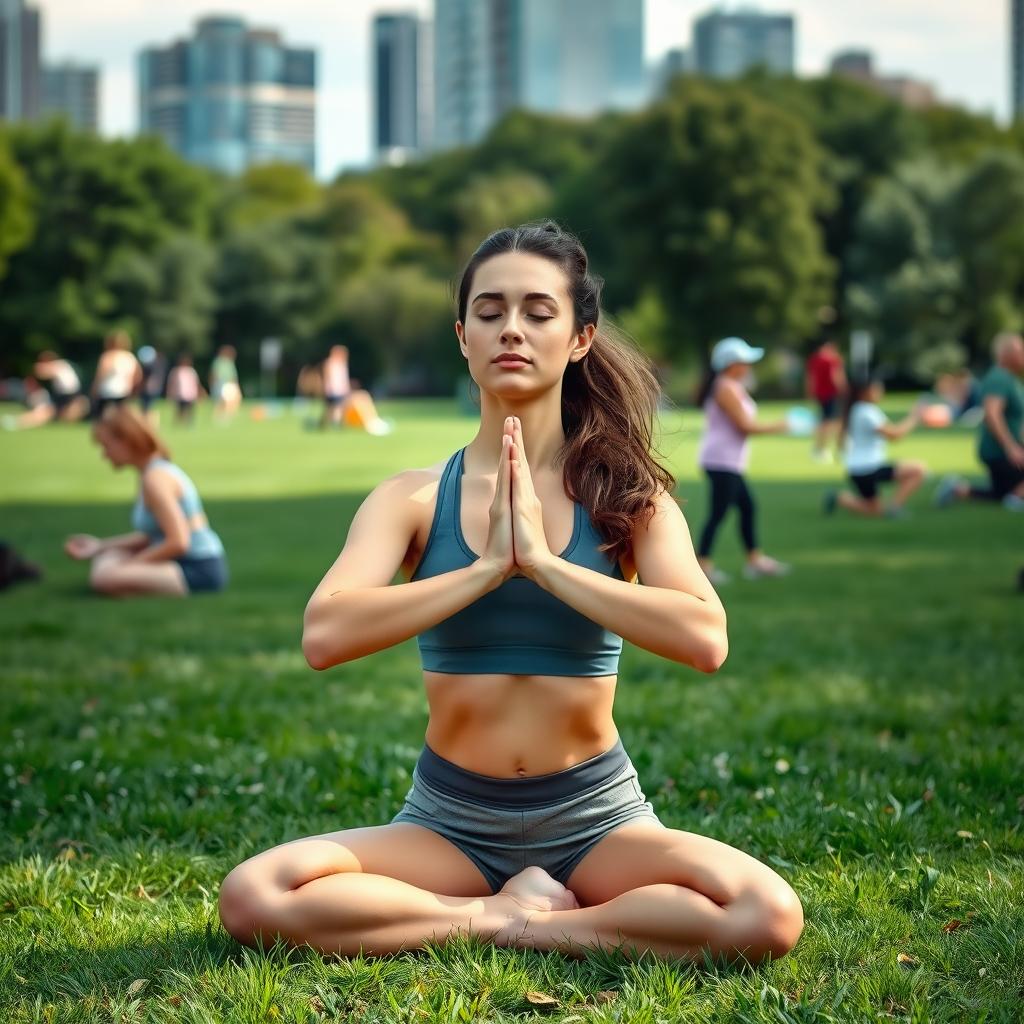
[216,221,803,968]
[823,377,926,519]
[64,405,228,597]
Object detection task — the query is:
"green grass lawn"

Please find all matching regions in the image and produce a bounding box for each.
[1,398,1022,1023]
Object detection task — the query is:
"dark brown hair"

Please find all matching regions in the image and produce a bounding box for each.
[457,221,675,562]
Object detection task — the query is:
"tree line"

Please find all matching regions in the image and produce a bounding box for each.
[1,71,1022,396]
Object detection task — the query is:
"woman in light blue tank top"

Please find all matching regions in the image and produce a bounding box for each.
[64,404,227,596]
[220,223,803,969]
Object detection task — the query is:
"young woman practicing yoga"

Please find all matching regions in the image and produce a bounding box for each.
[217,222,804,965]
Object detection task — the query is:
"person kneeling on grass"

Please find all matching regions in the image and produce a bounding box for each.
[64,405,228,597]
[823,377,926,519]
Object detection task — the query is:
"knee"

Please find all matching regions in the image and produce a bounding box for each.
[89,562,118,595]
[753,884,804,961]
[218,867,274,945]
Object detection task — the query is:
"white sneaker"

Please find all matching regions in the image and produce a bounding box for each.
[743,557,792,579]
[366,418,393,435]
[1003,494,1024,511]
[933,475,963,508]
[702,566,731,586]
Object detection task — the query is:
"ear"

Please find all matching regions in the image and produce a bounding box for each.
[570,323,596,363]
[455,321,468,359]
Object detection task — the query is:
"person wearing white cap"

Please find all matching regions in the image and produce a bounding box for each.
[695,337,791,585]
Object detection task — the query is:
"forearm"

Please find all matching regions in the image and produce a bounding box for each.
[131,539,188,564]
[98,532,149,553]
[531,559,727,673]
[303,560,503,670]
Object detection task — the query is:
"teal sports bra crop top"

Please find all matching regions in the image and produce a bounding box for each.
[410,446,625,676]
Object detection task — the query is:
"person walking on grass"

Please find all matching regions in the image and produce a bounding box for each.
[935,332,1024,511]
[805,338,847,463]
[823,377,927,519]
[695,337,792,587]
[64,405,227,596]
[166,353,203,426]
[217,222,803,966]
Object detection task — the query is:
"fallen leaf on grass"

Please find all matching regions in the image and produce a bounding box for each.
[595,991,618,1004]
[135,884,156,902]
[956,830,974,838]
[127,979,148,996]
[525,991,559,1009]
[897,953,918,969]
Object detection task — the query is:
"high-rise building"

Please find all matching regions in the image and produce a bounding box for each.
[373,12,422,164]
[0,0,41,121]
[432,0,644,149]
[692,7,794,79]
[139,16,316,175]
[830,50,938,111]
[42,62,99,131]
[1013,0,1024,118]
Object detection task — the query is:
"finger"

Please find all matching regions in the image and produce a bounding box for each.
[513,417,529,469]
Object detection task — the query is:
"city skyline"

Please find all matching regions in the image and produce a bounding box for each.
[35,0,1007,180]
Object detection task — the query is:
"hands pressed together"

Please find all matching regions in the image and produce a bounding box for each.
[480,416,554,585]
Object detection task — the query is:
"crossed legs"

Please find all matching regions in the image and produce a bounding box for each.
[218,819,803,965]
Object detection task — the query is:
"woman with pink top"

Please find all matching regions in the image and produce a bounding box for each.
[696,337,790,586]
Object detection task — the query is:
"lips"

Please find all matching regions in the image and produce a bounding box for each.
[492,354,530,364]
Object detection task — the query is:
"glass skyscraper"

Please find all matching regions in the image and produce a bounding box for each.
[139,16,316,175]
[432,0,644,149]
[693,8,795,79]
[42,62,99,132]
[0,0,41,122]
[373,12,424,164]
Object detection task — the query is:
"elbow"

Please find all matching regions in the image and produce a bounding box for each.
[691,615,729,674]
[302,631,331,671]
[693,637,728,674]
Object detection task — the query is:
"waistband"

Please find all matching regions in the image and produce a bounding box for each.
[414,737,628,808]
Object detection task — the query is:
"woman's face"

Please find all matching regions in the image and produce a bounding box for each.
[456,252,592,394]
[92,426,133,468]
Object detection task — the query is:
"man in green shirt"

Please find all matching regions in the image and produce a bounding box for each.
[936,332,1024,509]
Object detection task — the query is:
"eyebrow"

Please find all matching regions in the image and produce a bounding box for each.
[472,291,558,304]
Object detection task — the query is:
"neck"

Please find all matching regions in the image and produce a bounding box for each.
[468,391,566,471]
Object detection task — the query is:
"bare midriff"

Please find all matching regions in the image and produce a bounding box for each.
[422,671,619,778]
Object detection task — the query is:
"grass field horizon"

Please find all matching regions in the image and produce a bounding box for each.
[2,397,1022,1023]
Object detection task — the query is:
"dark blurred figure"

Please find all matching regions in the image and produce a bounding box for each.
[138,345,168,420]
[0,542,42,590]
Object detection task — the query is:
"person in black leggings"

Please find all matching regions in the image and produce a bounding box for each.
[695,338,791,585]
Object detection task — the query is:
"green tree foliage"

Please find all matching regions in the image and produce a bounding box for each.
[846,158,965,375]
[103,235,217,357]
[0,134,34,280]
[590,79,836,356]
[0,120,217,368]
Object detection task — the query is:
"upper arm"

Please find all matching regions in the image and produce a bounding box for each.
[630,490,723,610]
[982,392,1006,422]
[714,379,753,433]
[306,470,423,610]
[142,471,189,549]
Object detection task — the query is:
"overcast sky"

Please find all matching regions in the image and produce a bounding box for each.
[38,0,1006,180]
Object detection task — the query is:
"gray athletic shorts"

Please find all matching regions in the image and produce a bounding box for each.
[390,737,663,893]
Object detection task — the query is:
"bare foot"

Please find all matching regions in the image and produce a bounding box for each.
[489,866,579,947]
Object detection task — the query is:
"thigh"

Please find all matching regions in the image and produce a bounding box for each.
[706,470,738,512]
[92,553,188,597]
[226,822,493,898]
[565,822,790,909]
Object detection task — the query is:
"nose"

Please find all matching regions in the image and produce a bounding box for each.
[500,307,525,344]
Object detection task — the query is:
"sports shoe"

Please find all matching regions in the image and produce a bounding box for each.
[366,418,393,436]
[822,490,838,516]
[703,566,731,586]
[743,557,792,579]
[1003,493,1024,511]
[933,475,963,508]
[884,505,910,519]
